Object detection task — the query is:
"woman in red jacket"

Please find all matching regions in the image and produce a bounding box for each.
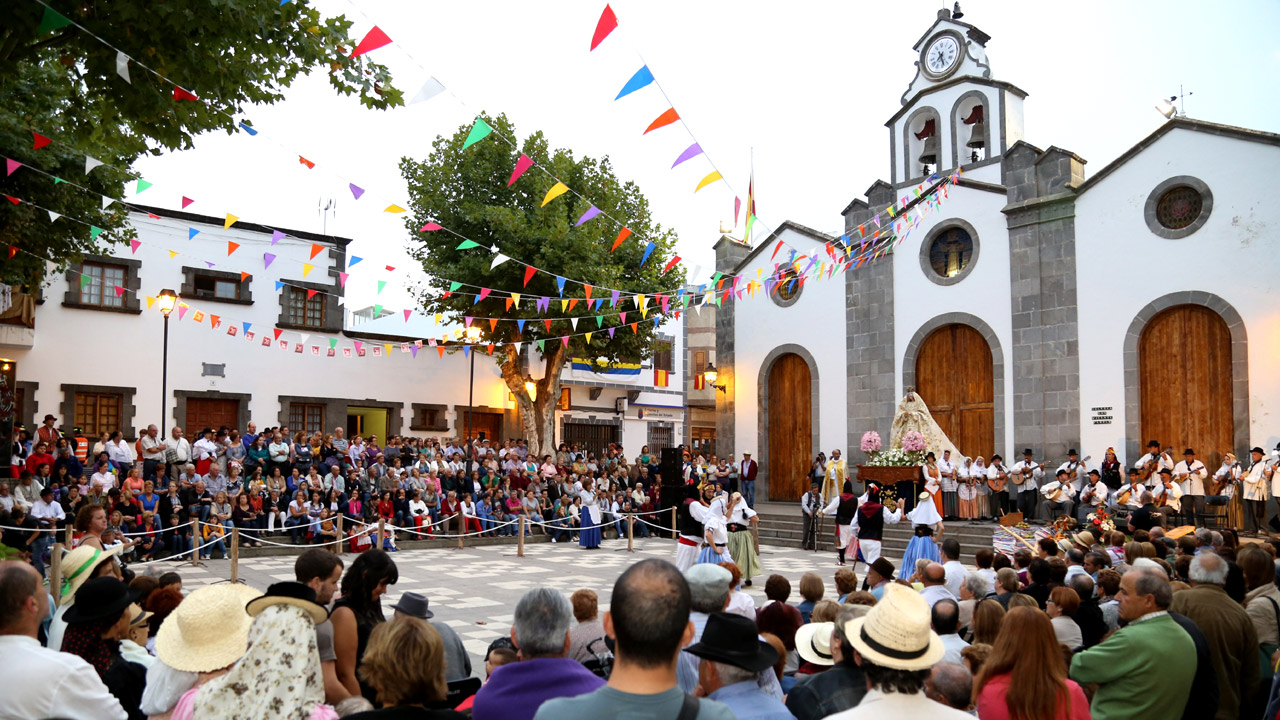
[973,606,1090,720]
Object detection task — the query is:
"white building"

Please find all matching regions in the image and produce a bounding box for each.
[1,205,683,458]
[718,7,1280,501]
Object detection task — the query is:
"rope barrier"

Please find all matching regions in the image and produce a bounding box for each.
[0,519,199,536]
[123,534,227,568]
[637,516,679,534]
[251,524,376,548]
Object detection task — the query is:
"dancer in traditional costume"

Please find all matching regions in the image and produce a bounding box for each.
[726,492,761,583]
[674,483,707,572]
[821,481,860,567]
[697,492,733,565]
[852,485,902,567]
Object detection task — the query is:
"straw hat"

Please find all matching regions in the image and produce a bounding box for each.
[843,583,944,671]
[155,583,262,672]
[244,582,328,625]
[1072,530,1097,548]
[58,544,122,605]
[795,621,836,666]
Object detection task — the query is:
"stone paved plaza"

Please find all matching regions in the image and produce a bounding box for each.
[155,537,851,669]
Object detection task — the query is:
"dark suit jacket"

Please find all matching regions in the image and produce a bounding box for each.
[742,460,758,482]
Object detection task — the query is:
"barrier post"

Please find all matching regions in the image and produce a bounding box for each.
[671,506,677,540]
[191,522,200,567]
[376,519,385,550]
[49,542,64,606]
[230,528,240,584]
[627,513,634,552]
[517,516,525,557]
[457,513,465,550]
[335,515,345,555]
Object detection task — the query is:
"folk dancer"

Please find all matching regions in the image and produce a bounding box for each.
[1077,470,1109,525]
[800,481,823,551]
[1039,470,1076,523]
[1242,447,1272,536]
[697,491,733,565]
[938,449,958,520]
[1010,449,1044,521]
[674,484,709,572]
[1210,452,1242,530]
[725,492,761,582]
[957,457,979,520]
[902,492,944,571]
[1173,448,1208,526]
[1056,449,1089,495]
[823,449,847,504]
[922,452,944,517]
[852,485,902,566]
[986,455,1011,520]
[1136,441,1174,488]
[820,480,860,567]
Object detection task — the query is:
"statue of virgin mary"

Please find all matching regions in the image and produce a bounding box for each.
[890,388,961,459]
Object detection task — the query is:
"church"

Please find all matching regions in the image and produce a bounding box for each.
[713,7,1280,502]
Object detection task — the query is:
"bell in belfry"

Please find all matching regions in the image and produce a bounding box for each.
[915,118,938,167]
[963,105,985,149]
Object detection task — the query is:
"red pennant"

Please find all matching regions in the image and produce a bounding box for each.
[299,156,316,169]
[643,108,680,135]
[543,319,553,332]
[7,245,16,259]
[486,344,494,356]
[508,154,534,186]
[147,213,161,219]
[181,196,194,209]
[350,26,392,58]
[273,329,283,341]
[307,289,318,300]
[663,255,681,274]
[385,265,395,272]
[210,315,220,328]
[173,86,198,101]
[309,243,324,260]
[523,266,537,287]
[4,195,19,205]
[590,4,618,50]
[770,240,785,261]
[611,227,632,252]
[32,132,51,149]
[437,346,445,359]
[227,241,240,256]
[240,272,251,282]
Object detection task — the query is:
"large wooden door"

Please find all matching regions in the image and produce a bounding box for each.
[186,398,239,433]
[916,324,994,459]
[460,411,502,443]
[1140,305,1232,469]
[767,353,811,501]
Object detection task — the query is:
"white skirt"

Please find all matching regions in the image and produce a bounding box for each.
[858,539,883,564]
[675,540,700,573]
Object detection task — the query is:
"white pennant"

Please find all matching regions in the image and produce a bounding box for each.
[298,333,310,345]
[570,317,578,331]
[409,77,446,105]
[85,156,104,174]
[101,195,114,210]
[115,52,131,83]
[336,296,346,306]
[490,253,510,270]
[48,210,61,223]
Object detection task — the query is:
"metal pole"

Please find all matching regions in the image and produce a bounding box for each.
[161,314,170,436]
[466,344,475,478]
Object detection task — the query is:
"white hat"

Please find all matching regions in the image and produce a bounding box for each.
[842,583,944,671]
[155,583,262,673]
[795,621,836,666]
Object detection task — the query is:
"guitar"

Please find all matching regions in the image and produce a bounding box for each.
[1117,485,1143,507]
[987,464,1009,493]
[1066,456,1093,485]
[1140,449,1172,482]
[1155,481,1183,512]
[1040,481,1068,503]
[1010,461,1042,487]
[1211,463,1240,495]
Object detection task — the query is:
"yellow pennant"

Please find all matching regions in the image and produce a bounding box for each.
[640,306,649,319]
[168,250,179,258]
[384,344,393,356]
[146,296,156,309]
[224,213,239,230]
[434,313,442,325]
[541,182,569,207]
[510,293,520,307]
[384,204,405,213]
[560,298,569,312]
[302,263,315,277]
[635,294,646,309]
[694,171,722,193]
[585,332,593,344]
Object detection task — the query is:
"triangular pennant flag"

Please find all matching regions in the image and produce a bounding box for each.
[489,318,498,331]
[462,345,470,359]
[694,171,722,193]
[224,213,239,230]
[595,315,604,327]
[561,336,570,349]
[38,7,73,34]
[348,183,364,200]
[238,121,258,136]
[173,86,198,101]
[541,182,569,207]
[47,210,59,222]
[671,143,703,168]
[176,196,193,210]
[517,319,526,334]
[615,65,654,100]
[338,272,349,287]
[128,239,140,254]
[134,179,152,194]
[32,132,51,150]
[608,327,616,338]
[89,226,105,240]
[409,76,446,105]
[211,315,221,329]
[307,289,318,300]
[490,253,510,270]
[115,51,130,83]
[555,276,567,296]
[449,281,462,292]
[543,319,553,332]
[101,195,113,210]
[146,296,155,309]
[177,304,189,320]
[310,243,324,260]
[574,206,601,227]
[350,25,392,58]
[462,118,493,150]
[384,204,405,213]
[298,156,316,169]
[611,290,621,307]
[329,338,338,349]
[437,346,445,358]
[377,281,387,294]
[510,293,521,306]
[456,239,482,250]
[411,344,419,358]
[302,264,315,277]
[373,304,383,315]
[79,274,91,287]
[620,312,627,324]
[643,108,680,134]
[264,253,276,268]
[349,255,362,266]
[419,222,443,232]
[734,196,741,226]
[523,266,537,287]
[630,322,638,334]
[112,285,124,298]
[271,230,285,245]
[5,159,20,176]
[508,154,534,186]
[227,241,240,256]
[585,332,593,344]
[663,255,682,274]
[169,250,179,259]
[590,4,618,50]
[611,227,632,252]
[240,271,251,282]
[85,156,104,174]
[640,241,656,266]
[560,299,569,312]
[570,317,579,331]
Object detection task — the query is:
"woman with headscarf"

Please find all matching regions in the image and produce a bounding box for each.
[332,549,399,702]
[62,577,148,720]
[957,456,978,520]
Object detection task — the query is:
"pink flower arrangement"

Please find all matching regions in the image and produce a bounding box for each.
[860,431,882,453]
[901,430,926,452]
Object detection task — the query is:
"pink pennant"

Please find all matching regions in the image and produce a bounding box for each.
[734,197,741,226]
[129,239,141,254]
[177,305,189,320]
[350,26,392,58]
[181,196,194,209]
[5,159,20,176]
[338,272,349,288]
[590,5,618,50]
[478,288,492,302]
[419,222,442,232]
[354,341,363,353]
[113,285,125,297]
[508,154,534,186]
[561,336,570,349]
[403,309,412,322]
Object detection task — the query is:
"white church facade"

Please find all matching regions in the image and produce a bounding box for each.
[716,7,1280,501]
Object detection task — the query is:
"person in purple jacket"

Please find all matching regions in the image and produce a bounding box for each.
[470,587,605,720]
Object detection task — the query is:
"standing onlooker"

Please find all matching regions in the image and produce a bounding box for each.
[533,559,735,720]
[1169,552,1260,720]
[973,606,1090,720]
[740,453,758,508]
[472,588,603,720]
[568,589,607,665]
[332,549,399,702]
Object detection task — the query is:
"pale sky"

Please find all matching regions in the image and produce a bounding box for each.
[130,0,1280,312]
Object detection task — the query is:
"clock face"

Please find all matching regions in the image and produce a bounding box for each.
[924,35,961,77]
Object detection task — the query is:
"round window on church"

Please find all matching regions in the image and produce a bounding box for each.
[929,228,973,278]
[770,268,803,307]
[1155,186,1203,230]
[1144,176,1213,240]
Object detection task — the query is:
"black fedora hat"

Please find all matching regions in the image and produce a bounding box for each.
[1022,448,1033,456]
[64,577,141,625]
[684,612,779,673]
[390,591,434,619]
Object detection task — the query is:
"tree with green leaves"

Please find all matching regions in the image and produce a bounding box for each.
[401,114,685,456]
[0,1,401,284]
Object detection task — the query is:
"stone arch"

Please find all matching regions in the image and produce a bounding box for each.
[1123,292,1249,462]
[757,344,821,501]
[902,105,943,184]
[902,313,1006,459]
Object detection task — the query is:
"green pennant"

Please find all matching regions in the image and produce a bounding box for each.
[455,239,482,250]
[377,280,387,294]
[38,6,73,34]
[79,274,91,287]
[461,118,493,150]
[53,177,65,185]
[89,226,104,240]
[712,272,723,284]
[595,315,603,327]
[328,338,338,349]
[449,281,462,292]
[374,304,383,315]
[536,339,545,353]
[135,179,153,194]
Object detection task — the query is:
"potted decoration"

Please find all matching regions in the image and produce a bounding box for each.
[856,430,926,488]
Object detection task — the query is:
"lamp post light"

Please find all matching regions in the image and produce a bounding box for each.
[463,326,482,478]
[157,289,178,436]
[703,362,726,393]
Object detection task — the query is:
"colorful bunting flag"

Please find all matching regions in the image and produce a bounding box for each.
[239,122,258,136]
[309,243,324,260]
[173,86,198,101]
[302,264,315,277]
[671,143,703,168]
[541,182,569,207]
[134,179,152,194]
[663,255,681,274]
[462,118,493,150]
[377,281,387,294]
[5,159,21,176]
[89,226,104,240]
[575,206,601,226]
[32,132,51,149]
[695,171,722,193]
[420,222,442,232]
[338,272,349,287]
[615,65,654,100]
[384,204,405,213]
[350,26,392,58]
[611,227,631,252]
[223,213,239,230]
[271,230,285,244]
[349,255,362,266]
[227,241,240,256]
[240,272,251,282]
[409,77,446,105]
[508,154,534,186]
[640,242,655,266]
[84,156,104,174]
[490,254,509,270]
[37,6,72,33]
[590,4,618,50]
[644,108,680,134]
[349,183,364,200]
[264,253,276,268]
[116,52,130,83]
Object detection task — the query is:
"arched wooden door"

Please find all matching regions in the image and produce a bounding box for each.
[916,324,994,459]
[1140,305,1232,469]
[767,353,811,501]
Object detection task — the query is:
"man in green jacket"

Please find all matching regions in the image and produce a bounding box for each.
[1070,567,1194,720]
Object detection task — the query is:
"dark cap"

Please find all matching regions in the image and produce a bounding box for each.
[1159,468,1173,476]
[1253,447,1266,455]
[1088,469,1100,477]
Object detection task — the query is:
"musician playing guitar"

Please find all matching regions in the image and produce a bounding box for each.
[1055,449,1091,493]
[1152,468,1183,522]
[1039,469,1076,522]
[1242,447,1275,536]
[985,454,1012,519]
[1173,448,1208,526]
[1009,449,1045,521]
[1116,468,1146,511]
[1137,440,1172,488]
[1076,469,1109,524]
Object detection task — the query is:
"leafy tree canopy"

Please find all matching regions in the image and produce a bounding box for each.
[400,113,685,454]
[1,1,401,283]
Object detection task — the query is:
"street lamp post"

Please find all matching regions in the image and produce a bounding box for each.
[463,326,482,478]
[157,289,178,436]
